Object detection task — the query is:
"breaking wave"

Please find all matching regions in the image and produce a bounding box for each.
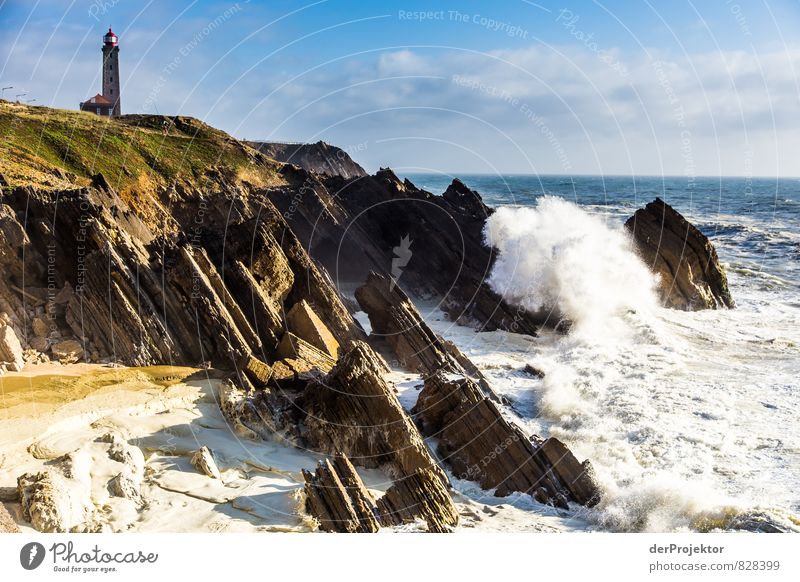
[483,197,659,337]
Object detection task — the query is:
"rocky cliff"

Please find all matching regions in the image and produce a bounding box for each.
[1,102,601,532]
[269,167,544,333]
[247,140,368,180]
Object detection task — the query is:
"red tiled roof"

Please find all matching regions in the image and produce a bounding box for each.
[84,93,112,105]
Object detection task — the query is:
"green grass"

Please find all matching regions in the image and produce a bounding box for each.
[0,100,284,200]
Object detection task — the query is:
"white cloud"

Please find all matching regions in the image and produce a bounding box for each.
[3,11,799,176]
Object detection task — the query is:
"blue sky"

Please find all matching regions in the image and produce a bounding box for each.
[2,0,800,176]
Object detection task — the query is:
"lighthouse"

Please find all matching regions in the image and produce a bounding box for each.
[79,28,121,117]
[101,28,121,116]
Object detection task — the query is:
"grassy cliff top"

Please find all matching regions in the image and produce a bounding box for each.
[0,100,285,198]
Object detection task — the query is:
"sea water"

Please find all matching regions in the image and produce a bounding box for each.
[403,174,800,532]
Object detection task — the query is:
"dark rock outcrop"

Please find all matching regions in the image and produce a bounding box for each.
[415,372,599,507]
[302,341,447,482]
[626,198,734,310]
[248,141,368,180]
[302,455,380,533]
[270,166,541,334]
[225,340,461,532]
[377,466,460,532]
[0,174,363,369]
[356,271,498,399]
[302,453,459,533]
[355,271,599,507]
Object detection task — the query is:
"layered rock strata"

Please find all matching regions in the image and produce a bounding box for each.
[356,273,600,507]
[626,198,734,310]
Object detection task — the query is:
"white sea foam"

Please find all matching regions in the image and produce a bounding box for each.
[414,198,800,532]
[483,197,659,338]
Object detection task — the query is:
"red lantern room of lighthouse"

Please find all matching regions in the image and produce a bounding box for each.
[103,28,118,47]
[80,28,121,117]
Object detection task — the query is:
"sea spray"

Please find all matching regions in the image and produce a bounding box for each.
[482,197,659,338]
[475,198,797,531]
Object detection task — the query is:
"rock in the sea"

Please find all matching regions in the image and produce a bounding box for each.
[354,270,598,506]
[415,372,599,507]
[522,364,545,378]
[191,446,222,480]
[302,455,380,533]
[537,436,601,507]
[50,338,84,363]
[0,503,20,533]
[0,322,24,372]
[355,272,464,376]
[626,198,734,310]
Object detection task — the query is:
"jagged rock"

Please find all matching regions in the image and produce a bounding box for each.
[107,472,142,505]
[356,271,499,400]
[377,467,460,532]
[626,198,734,310]
[248,141,368,180]
[217,380,265,440]
[0,203,27,270]
[286,299,339,358]
[29,336,50,353]
[414,372,600,507]
[442,178,491,218]
[356,272,460,375]
[300,341,459,530]
[274,167,541,333]
[276,332,336,374]
[302,455,380,533]
[0,322,24,371]
[217,379,300,443]
[54,282,74,304]
[538,437,599,507]
[0,175,363,371]
[302,341,440,478]
[32,316,49,337]
[50,339,84,363]
[241,354,272,388]
[99,433,144,475]
[17,469,95,533]
[191,446,222,480]
[0,503,20,532]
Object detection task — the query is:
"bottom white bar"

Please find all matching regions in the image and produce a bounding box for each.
[0,533,797,581]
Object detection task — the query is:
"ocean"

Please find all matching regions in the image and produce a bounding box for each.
[400,174,800,532]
